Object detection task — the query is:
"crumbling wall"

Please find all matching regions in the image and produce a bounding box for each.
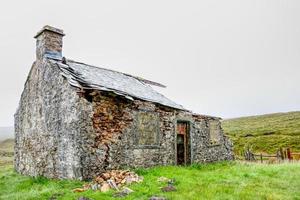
[87,95,233,175]
[87,95,177,176]
[80,93,135,179]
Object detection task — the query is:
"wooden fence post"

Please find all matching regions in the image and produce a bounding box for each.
[284,148,287,160]
[287,148,292,160]
[276,150,281,162]
[279,148,284,160]
[244,148,250,161]
[260,153,263,163]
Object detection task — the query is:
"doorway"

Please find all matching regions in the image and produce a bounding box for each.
[176,121,191,165]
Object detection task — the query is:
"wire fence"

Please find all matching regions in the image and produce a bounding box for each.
[244,147,300,163]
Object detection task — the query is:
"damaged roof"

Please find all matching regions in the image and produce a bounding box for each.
[50,58,185,110]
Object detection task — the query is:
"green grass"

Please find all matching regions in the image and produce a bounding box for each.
[1,162,300,200]
[222,111,300,154]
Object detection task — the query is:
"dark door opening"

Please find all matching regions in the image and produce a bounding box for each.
[176,122,191,165]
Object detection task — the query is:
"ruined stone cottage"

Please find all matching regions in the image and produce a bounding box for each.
[14,26,233,180]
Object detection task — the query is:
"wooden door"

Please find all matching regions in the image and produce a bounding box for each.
[176,122,190,165]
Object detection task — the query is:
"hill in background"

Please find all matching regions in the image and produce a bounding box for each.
[0,138,14,166]
[0,127,14,141]
[0,139,14,151]
[0,127,14,166]
[222,111,300,154]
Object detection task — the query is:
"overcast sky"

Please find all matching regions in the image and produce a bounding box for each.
[0,0,299,127]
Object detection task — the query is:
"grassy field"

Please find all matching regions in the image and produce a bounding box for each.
[222,111,300,154]
[0,162,300,200]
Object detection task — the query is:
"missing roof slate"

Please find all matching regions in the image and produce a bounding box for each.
[50,58,185,110]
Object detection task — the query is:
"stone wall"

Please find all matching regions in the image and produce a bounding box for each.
[80,92,233,179]
[81,93,177,179]
[191,116,234,162]
[15,59,233,180]
[14,59,94,179]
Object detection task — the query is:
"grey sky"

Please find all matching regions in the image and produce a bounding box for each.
[0,0,299,127]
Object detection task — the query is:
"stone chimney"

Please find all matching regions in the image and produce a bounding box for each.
[34,25,65,60]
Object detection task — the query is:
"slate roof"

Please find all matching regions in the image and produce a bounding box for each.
[50,58,185,110]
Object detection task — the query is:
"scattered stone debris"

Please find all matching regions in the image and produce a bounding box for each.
[149,196,167,200]
[167,179,176,186]
[107,179,120,191]
[100,182,110,192]
[90,183,99,191]
[161,178,176,192]
[76,170,142,193]
[93,170,143,188]
[161,185,176,192]
[113,187,134,198]
[157,177,170,183]
[77,197,92,200]
[48,192,64,200]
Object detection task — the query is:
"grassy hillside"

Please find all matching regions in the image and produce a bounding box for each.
[0,126,14,141]
[0,162,300,200]
[0,138,14,152]
[222,111,300,154]
[0,138,14,166]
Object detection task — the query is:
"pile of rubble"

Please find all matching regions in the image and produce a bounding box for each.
[73,174,177,199]
[74,170,143,193]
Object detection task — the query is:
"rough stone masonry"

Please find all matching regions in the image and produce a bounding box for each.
[14,25,234,180]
